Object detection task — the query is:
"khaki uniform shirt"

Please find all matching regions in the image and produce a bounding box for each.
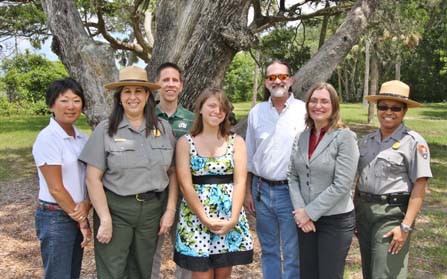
[156,105,194,139]
[357,124,432,194]
[79,117,175,195]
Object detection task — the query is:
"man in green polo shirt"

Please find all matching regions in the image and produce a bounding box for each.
[152,62,194,279]
[154,62,194,138]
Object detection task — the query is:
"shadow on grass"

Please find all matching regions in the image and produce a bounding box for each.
[0,146,36,183]
[419,103,447,120]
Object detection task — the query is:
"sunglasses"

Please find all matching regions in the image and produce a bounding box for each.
[377,105,404,112]
[265,74,289,81]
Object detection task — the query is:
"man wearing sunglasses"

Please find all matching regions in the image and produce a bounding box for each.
[244,60,306,279]
[355,80,432,279]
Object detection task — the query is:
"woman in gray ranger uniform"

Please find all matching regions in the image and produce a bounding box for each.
[79,66,177,279]
[355,80,432,279]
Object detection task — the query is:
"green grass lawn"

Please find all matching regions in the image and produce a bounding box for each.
[0,103,446,278]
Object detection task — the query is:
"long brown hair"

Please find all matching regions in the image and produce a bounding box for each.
[190,87,231,137]
[304,82,346,131]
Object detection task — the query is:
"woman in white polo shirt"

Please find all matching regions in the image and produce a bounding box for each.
[32,78,91,279]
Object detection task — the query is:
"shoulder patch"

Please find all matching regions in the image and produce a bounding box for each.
[417,144,429,159]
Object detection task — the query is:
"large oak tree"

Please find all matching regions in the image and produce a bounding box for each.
[36,0,379,128]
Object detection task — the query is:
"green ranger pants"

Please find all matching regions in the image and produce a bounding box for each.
[356,201,411,279]
[93,189,166,279]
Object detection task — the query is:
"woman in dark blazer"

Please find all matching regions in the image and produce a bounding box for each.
[288,82,359,279]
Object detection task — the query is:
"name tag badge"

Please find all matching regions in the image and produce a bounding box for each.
[114,138,127,142]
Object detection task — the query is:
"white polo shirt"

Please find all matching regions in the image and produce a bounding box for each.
[32,117,88,203]
[246,94,306,181]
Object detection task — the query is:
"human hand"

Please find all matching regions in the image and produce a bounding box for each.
[79,220,92,248]
[293,208,310,225]
[244,192,256,216]
[69,200,91,223]
[158,209,176,236]
[207,218,237,235]
[96,218,112,244]
[300,220,316,233]
[383,225,409,255]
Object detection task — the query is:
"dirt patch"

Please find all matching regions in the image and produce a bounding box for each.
[0,177,262,279]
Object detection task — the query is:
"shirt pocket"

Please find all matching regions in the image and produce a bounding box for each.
[375,152,405,178]
[107,141,136,169]
[150,139,173,167]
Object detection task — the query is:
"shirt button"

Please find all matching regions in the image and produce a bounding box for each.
[306,165,309,169]
[306,181,309,186]
[306,173,309,177]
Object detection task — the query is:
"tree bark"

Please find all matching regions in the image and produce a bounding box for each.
[40,0,116,128]
[368,49,379,124]
[252,49,260,107]
[363,38,370,107]
[146,0,254,110]
[292,0,379,100]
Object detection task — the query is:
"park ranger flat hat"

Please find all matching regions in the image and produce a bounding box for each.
[365,80,421,108]
[104,65,161,90]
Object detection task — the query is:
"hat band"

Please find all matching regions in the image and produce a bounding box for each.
[118,79,148,82]
[378,93,409,100]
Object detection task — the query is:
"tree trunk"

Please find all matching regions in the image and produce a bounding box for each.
[363,38,370,107]
[146,0,253,110]
[318,1,330,49]
[395,52,401,80]
[41,0,116,128]
[252,49,260,107]
[368,50,379,124]
[292,0,379,100]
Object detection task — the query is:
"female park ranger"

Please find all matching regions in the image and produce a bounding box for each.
[356,80,432,279]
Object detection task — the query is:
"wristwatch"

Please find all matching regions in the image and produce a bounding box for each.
[400,223,413,233]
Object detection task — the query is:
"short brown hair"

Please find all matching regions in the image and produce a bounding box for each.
[190,87,231,137]
[304,82,346,131]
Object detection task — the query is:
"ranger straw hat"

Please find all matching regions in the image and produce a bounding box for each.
[365,80,421,108]
[104,66,161,90]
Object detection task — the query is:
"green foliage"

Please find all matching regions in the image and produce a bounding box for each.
[224,52,256,102]
[0,1,47,48]
[258,25,312,73]
[401,2,447,102]
[0,51,68,115]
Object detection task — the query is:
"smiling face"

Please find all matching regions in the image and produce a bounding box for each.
[308,88,332,127]
[264,62,294,99]
[157,67,183,104]
[120,86,149,118]
[51,89,83,128]
[377,99,407,134]
[200,95,227,127]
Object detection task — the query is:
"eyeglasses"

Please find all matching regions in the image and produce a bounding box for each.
[377,105,404,112]
[265,74,289,81]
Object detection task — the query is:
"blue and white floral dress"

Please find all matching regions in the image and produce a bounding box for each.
[174,134,253,271]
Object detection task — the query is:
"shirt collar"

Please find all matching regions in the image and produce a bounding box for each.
[49,117,84,140]
[118,115,146,133]
[156,104,188,119]
[268,93,294,109]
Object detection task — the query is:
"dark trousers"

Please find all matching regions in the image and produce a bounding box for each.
[298,210,355,279]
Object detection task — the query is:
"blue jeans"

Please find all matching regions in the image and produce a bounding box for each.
[35,208,84,279]
[252,176,300,279]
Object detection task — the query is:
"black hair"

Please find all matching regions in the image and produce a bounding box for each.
[45,78,85,109]
[107,86,163,137]
[155,62,183,81]
[263,59,293,101]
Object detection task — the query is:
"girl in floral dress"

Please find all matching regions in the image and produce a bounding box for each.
[174,88,253,278]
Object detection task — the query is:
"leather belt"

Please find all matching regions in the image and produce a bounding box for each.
[258,176,288,186]
[37,200,63,211]
[105,187,162,202]
[358,191,410,205]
